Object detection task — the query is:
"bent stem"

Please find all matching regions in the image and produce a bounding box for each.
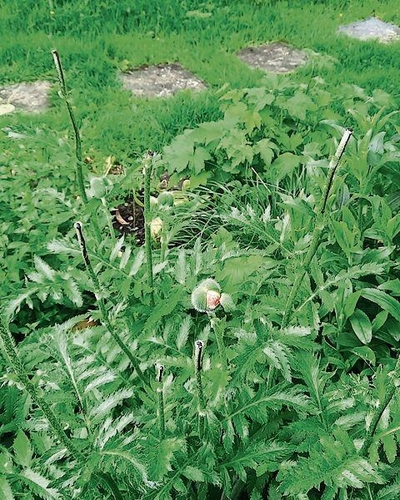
[52,50,87,204]
[281,129,352,328]
[52,49,101,243]
[74,221,149,387]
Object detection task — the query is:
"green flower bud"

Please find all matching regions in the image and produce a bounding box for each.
[191,279,222,313]
[157,191,174,207]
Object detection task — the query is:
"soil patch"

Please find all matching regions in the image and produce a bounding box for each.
[120,63,207,98]
[0,81,51,113]
[338,17,400,43]
[236,42,307,73]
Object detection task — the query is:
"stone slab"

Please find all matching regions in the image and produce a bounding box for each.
[0,81,51,113]
[236,42,307,73]
[338,17,400,43]
[120,63,207,98]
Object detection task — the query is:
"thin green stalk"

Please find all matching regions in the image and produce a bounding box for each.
[74,221,149,387]
[52,50,101,243]
[51,50,87,204]
[0,313,84,461]
[360,357,400,456]
[281,129,352,327]
[210,316,227,371]
[195,340,206,439]
[156,364,166,440]
[143,153,155,306]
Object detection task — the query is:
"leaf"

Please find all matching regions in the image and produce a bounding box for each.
[175,249,187,285]
[349,309,372,344]
[148,438,186,481]
[271,153,301,183]
[350,346,376,365]
[254,138,276,166]
[13,430,33,468]
[215,254,264,289]
[382,434,397,464]
[282,91,317,121]
[145,287,185,330]
[183,466,205,482]
[191,146,211,174]
[361,288,400,323]
[0,477,15,500]
[89,389,134,423]
[128,248,145,276]
[99,450,148,483]
[33,255,56,281]
[263,341,292,382]
[176,315,191,350]
[20,469,61,499]
[110,236,125,262]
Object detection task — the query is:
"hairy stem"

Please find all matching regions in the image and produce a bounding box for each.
[210,316,227,372]
[143,153,155,306]
[0,313,84,461]
[281,129,352,327]
[52,50,102,243]
[360,357,400,456]
[74,222,149,387]
[52,50,87,204]
[195,340,206,439]
[156,364,166,440]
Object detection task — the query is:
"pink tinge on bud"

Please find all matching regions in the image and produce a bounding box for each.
[206,290,221,310]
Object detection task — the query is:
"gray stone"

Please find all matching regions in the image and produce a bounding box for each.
[236,43,307,73]
[338,17,400,43]
[120,63,207,98]
[0,81,51,113]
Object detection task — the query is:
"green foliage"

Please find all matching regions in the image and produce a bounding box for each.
[1,7,400,496]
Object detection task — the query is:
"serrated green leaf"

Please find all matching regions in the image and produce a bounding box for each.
[20,469,61,499]
[13,430,32,468]
[382,434,397,464]
[33,255,56,281]
[183,465,205,482]
[0,477,15,500]
[176,315,191,350]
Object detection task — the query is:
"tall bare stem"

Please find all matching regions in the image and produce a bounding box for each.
[281,129,352,327]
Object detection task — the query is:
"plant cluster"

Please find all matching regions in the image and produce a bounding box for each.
[1,58,400,500]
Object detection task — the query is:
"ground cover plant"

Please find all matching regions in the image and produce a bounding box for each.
[1,1,400,499]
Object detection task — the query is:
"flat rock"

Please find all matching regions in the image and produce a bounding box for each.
[338,17,400,43]
[120,63,207,97]
[236,42,307,73]
[0,81,51,113]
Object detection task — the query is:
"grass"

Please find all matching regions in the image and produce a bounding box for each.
[1,0,400,160]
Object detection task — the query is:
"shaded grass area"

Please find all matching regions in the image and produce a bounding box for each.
[1,0,399,160]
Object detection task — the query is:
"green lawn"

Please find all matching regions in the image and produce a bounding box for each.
[1,0,400,157]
